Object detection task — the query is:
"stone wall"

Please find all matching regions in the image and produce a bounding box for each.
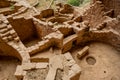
[93,0,120,17]
[8,16,37,42]
[0,0,15,8]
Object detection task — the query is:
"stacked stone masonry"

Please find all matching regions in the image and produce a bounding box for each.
[0,0,120,80]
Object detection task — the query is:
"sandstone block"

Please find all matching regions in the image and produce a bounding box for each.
[14,65,25,79]
[22,63,36,70]
[64,52,74,61]
[36,63,48,69]
[77,46,89,59]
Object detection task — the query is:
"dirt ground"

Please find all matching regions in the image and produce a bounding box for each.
[71,42,120,80]
[0,42,120,80]
[0,56,20,80]
[24,68,49,80]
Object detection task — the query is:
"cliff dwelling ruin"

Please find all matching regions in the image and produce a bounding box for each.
[0,0,120,80]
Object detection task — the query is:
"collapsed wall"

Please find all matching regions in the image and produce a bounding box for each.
[93,0,120,17]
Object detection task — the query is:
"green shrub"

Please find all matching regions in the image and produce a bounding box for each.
[10,3,15,10]
[67,0,90,7]
[67,0,80,6]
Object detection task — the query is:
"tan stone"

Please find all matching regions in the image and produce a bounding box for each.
[36,63,48,69]
[0,1,120,80]
[0,28,8,33]
[14,65,26,80]
[14,37,20,42]
[63,34,77,53]
[77,46,89,59]
[64,52,74,61]
[22,63,36,70]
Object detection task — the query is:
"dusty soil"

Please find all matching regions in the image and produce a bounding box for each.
[55,69,64,80]
[71,42,120,80]
[0,56,20,80]
[24,68,49,80]
[0,43,120,80]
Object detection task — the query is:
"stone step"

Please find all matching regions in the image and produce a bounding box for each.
[0,24,7,29]
[0,31,10,38]
[7,35,13,41]
[7,25,13,30]
[13,37,20,42]
[0,28,9,34]
[9,29,16,35]
[2,37,9,42]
